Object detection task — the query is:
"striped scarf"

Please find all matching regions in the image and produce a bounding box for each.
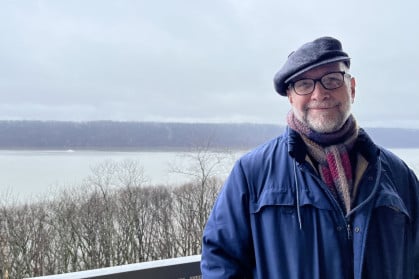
[287,112,359,213]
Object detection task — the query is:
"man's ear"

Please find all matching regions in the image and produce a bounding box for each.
[350,77,356,103]
[287,89,294,104]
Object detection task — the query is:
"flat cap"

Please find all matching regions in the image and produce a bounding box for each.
[273,36,351,96]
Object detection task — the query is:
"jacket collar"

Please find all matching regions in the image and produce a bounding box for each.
[354,128,380,164]
[287,127,307,163]
[286,126,380,164]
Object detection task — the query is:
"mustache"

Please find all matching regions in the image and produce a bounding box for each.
[305,101,340,109]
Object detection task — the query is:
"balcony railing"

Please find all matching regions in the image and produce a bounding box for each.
[26,255,201,279]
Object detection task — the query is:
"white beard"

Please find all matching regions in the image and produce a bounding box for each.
[292,102,352,133]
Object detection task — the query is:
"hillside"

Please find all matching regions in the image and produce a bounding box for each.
[0,121,417,150]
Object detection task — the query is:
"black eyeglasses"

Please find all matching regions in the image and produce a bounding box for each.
[288,71,350,95]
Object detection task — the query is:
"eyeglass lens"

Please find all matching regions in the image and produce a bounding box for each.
[292,72,345,95]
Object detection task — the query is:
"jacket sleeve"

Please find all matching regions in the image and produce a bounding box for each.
[412,170,419,278]
[201,160,254,278]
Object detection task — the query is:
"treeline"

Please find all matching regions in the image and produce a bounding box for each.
[0,121,283,150]
[0,120,417,150]
[0,150,227,278]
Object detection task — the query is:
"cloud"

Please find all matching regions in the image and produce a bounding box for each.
[0,0,418,127]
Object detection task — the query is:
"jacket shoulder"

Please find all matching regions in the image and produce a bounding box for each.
[377,147,419,213]
[378,147,414,173]
[230,132,296,199]
[239,133,288,167]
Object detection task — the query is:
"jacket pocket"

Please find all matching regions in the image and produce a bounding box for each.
[363,191,413,278]
[249,185,333,214]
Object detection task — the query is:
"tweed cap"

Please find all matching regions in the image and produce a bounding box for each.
[273,36,351,96]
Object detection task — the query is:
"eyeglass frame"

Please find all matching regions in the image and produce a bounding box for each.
[287,71,351,96]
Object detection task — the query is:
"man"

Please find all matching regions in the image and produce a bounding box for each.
[201,36,419,278]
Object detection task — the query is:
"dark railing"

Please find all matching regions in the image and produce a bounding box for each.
[26,255,201,279]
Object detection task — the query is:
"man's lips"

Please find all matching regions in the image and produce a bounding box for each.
[308,104,339,110]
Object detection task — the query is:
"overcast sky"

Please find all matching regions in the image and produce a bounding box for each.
[1,0,418,128]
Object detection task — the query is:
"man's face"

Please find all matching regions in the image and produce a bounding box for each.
[287,62,356,133]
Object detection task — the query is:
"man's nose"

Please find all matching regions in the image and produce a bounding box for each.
[311,81,329,99]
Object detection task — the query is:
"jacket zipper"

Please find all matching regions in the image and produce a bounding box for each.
[346,223,352,240]
[299,162,353,240]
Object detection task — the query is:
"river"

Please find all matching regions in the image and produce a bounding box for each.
[0,148,418,203]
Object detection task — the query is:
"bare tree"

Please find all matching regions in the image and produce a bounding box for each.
[169,145,229,255]
[0,152,229,277]
[112,160,148,264]
[172,176,222,256]
[1,201,53,278]
[49,187,86,273]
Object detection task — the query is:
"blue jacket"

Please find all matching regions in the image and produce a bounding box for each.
[201,127,419,278]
